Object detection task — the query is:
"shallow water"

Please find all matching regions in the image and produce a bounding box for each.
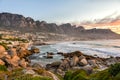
[31,39,120,65]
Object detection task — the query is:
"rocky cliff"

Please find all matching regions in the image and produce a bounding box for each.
[0,12,120,40]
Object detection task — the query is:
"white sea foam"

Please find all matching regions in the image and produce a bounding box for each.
[33,40,120,64]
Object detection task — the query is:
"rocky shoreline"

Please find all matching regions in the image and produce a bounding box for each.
[0,45,40,70]
[0,44,120,80]
[45,51,120,76]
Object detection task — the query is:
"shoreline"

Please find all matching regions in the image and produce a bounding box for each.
[36,39,120,45]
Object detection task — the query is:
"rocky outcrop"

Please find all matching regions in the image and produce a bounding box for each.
[46,51,120,76]
[0,45,40,70]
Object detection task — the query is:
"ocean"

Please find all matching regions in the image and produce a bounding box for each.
[31,39,120,66]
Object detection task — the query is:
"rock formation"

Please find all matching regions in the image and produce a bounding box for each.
[0,45,40,70]
[46,51,120,76]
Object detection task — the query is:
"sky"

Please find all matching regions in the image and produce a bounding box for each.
[0,0,120,24]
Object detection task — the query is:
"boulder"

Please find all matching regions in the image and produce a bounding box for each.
[57,52,64,55]
[46,61,61,70]
[0,45,5,53]
[4,54,11,59]
[79,55,86,60]
[32,63,43,69]
[0,59,5,65]
[8,48,17,57]
[63,51,83,58]
[18,49,32,58]
[31,46,40,53]
[19,58,28,68]
[81,65,93,74]
[71,51,83,57]
[56,68,65,76]
[88,59,98,68]
[47,52,54,55]
[46,54,53,59]
[59,58,70,71]
[5,55,20,67]
[70,55,79,67]
[0,45,6,58]
[78,55,88,66]
[23,69,36,75]
[106,58,118,66]
[79,58,88,66]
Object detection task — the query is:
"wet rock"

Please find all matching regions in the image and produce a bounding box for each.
[44,55,53,59]
[57,52,64,55]
[31,46,40,53]
[46,61,61,70]
[63,51,83,58]
[47,52,54,55]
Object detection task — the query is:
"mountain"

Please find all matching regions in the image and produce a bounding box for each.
[80,15,120,34]
[0,12,120,41]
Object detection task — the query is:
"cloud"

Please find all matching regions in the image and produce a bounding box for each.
[80,11,120,25]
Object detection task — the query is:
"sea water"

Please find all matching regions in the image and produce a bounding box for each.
[31,39,120,66]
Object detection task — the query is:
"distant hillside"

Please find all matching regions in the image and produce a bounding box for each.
[0,12,120,40]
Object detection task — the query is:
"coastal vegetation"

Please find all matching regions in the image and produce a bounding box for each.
[0,63,120,80]
[63,63,120,80]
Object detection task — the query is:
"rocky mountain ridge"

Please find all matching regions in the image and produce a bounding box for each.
[0,12,120,40]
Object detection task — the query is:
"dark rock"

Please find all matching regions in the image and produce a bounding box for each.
[57,52,64,55]
[31,46,40,53]
[59,58,70,71]
[47,52,54,55]
[43,55,53,59]
[46,61,61,70]
[88,59,98,68]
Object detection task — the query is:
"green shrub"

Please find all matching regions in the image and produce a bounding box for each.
[14,74,52,80]
[114,72,120,80]
[90,69,112,80]
[108,63,120,77]
[0,65,7,71]
[0,43,8,50]
[64,70,88,80]
[64,70,72,80]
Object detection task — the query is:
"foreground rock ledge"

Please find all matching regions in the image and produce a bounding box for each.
[46,51,120,76]
[0,45,40,70]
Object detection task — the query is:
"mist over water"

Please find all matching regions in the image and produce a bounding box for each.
[32,40,120,65]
